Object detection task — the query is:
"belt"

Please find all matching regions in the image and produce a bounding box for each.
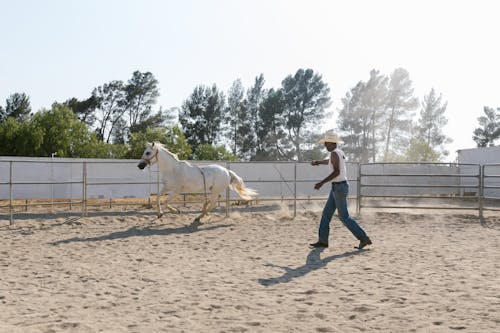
[332,180,347,185]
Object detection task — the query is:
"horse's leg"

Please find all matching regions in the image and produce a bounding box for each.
[194,200,209,223]
[194,193,220,222]
[164,191,180,214]
[165,203,179,214]
[205,194,220,212]
[156,193,164,218]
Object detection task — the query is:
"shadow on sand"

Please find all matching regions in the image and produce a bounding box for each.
[49,220,232,246]
[258,248,367,286]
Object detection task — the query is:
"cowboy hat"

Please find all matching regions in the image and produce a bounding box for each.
[318,132,343,144]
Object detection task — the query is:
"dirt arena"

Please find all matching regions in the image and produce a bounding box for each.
[1,204,499,332]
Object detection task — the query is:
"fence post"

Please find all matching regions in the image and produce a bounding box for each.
[293,162,297,218]
[82,161,87,217]
[157,164,161,214]
[357,163,362,216]
[9,161,13,225]
[226,162,230,217]
[479,165,484,220]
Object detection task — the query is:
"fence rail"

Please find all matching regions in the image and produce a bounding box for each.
[1,160,500,224]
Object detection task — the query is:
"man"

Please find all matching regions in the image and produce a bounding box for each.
[310,132,372,249]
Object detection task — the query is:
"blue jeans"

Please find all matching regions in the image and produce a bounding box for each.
[318,182,368,244]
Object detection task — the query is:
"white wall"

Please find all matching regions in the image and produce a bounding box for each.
[458,147,500,198]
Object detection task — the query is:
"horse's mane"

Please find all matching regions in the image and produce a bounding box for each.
[153,142,192,166]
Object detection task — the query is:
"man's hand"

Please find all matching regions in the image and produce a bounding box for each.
[314,181,323,190]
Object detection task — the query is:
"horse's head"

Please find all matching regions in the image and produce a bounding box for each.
[137,142,159,169]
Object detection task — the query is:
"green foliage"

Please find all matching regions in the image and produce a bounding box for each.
[192,144,238,161]
[30,104,102,157]
[0,117,23,155]
[127,126,192,160]
[473,106,500,147]
[0,103,118,158]
[403,139,441,162]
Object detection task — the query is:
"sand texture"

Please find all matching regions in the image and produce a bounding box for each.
[1,205,499,332]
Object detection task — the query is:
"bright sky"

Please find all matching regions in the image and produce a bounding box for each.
[1,0,499,161]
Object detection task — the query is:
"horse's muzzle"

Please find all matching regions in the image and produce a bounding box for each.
[137,161,147,170]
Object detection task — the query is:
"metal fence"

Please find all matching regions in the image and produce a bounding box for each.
[1,160,499,224]
[358,162,482,213]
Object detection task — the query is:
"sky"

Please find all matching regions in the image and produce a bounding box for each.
[1,0,499,161]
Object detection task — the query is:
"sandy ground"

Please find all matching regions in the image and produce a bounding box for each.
[0,204,499,333]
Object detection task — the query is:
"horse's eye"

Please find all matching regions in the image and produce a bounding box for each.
[146,152,150,155]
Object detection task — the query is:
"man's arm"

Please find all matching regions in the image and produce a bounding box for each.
[314,152,340,190]
[311,159,329,166]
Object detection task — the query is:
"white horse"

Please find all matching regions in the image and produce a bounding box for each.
[138,142,257,222]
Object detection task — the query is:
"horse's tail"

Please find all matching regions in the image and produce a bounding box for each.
[228,170,257,201]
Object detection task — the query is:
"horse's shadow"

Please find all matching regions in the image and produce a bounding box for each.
[258,248,367,286]
[49,220,231,246]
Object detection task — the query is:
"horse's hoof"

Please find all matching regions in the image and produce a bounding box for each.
[157,213,164,219]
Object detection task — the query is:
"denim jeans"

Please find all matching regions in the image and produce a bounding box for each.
[318,182,368,244]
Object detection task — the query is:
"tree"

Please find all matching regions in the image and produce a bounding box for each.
[338,82,371,162]
[382,68,418,161]
[0,106,5,122]
[91,80,126,143]
[412,88,451,160]
[123,71,161,140]
[5,92,32,122]
[179,84,226,149]
[337,70,388,162]
[281,68,331,160]
[224,79,247,156]
[245,74,266,159]
[62,71,164,144]
[473,106,500,147]
[254,89,289,160]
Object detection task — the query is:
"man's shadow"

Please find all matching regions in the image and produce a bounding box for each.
[258,248,366,286]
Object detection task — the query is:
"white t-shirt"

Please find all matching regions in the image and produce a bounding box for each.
[328,148,347,182]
